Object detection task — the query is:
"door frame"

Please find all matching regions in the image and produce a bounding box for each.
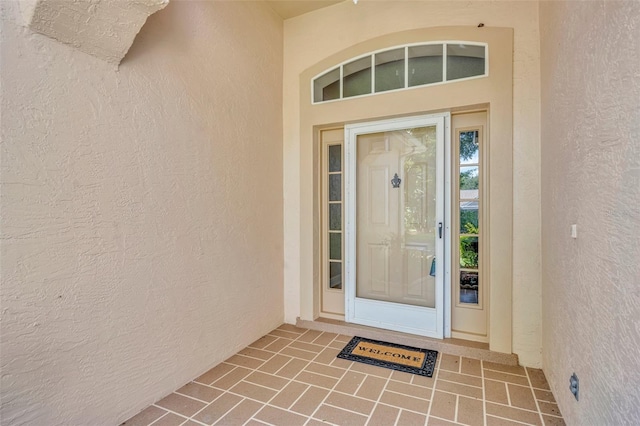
[343,113,452,339]
[298,27,513,354]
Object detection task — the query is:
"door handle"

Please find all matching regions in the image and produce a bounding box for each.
[438,222,443,239]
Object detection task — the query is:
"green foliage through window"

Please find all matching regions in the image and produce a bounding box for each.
[460,209,478,233]
[459,131,478,161]
[460,235,479,268]
[460,169,478,190]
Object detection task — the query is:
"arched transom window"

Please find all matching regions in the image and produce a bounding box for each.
[312,42,487,104]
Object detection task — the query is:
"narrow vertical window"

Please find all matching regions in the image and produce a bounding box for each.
[327,144,343,289]
[457,129,481,304]
[320,129,346,318]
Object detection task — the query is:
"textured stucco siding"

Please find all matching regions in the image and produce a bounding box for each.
[283,0,542,367]
[540,1,640,424]
[0,1,283,424]
[22,0,168,64]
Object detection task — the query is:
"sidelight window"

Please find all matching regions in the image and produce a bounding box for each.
[326,144,343,290]
[456,128,482,305]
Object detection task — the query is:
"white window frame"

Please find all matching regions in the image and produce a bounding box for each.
[311,41,489,105]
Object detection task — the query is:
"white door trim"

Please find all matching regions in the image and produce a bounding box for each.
[344,113,451,339]
[444,115,452,339]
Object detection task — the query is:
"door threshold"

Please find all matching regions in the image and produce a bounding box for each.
[297,317,519,366]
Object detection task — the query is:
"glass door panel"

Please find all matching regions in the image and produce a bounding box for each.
[356,127,437,308]
[345,114,446,339]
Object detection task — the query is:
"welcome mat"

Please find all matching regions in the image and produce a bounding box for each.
[337,336,438,377]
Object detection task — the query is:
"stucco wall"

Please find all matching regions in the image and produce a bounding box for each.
[540,1,640,423]
[283,1,542,366]
[0,1,283,424]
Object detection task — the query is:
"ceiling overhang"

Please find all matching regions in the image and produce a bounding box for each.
[265,0,343,20]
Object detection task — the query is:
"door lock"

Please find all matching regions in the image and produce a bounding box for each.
[438,222,443,238]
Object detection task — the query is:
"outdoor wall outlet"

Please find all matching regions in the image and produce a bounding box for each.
[571,224,577,238]
[570,373,579,401]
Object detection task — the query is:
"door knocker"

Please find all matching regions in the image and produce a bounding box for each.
[391,173,401,188]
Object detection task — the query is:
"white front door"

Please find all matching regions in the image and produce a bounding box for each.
[345,114,448,339]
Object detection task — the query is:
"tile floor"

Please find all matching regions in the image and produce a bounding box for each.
[123,325,565,426]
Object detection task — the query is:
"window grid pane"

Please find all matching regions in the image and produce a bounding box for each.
[328,144,342,172]
[460,130,479,164]
[408,44,443,87]
[329,261,342,289]
[329,174,342,201]
[460,271,479,304]
[329,203,341,231]
[329,232,341,260]
[446,44,486,81]
[314,68,340,103]
[343,56,372,98]
[375,48,405,93]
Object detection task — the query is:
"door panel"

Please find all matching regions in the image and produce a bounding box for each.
[366,244,389,295]
[345,114,447,338]
[404,249,434,304]
[368,167,389,226]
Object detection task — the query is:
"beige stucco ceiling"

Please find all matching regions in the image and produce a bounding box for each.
[265,0,343,19]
